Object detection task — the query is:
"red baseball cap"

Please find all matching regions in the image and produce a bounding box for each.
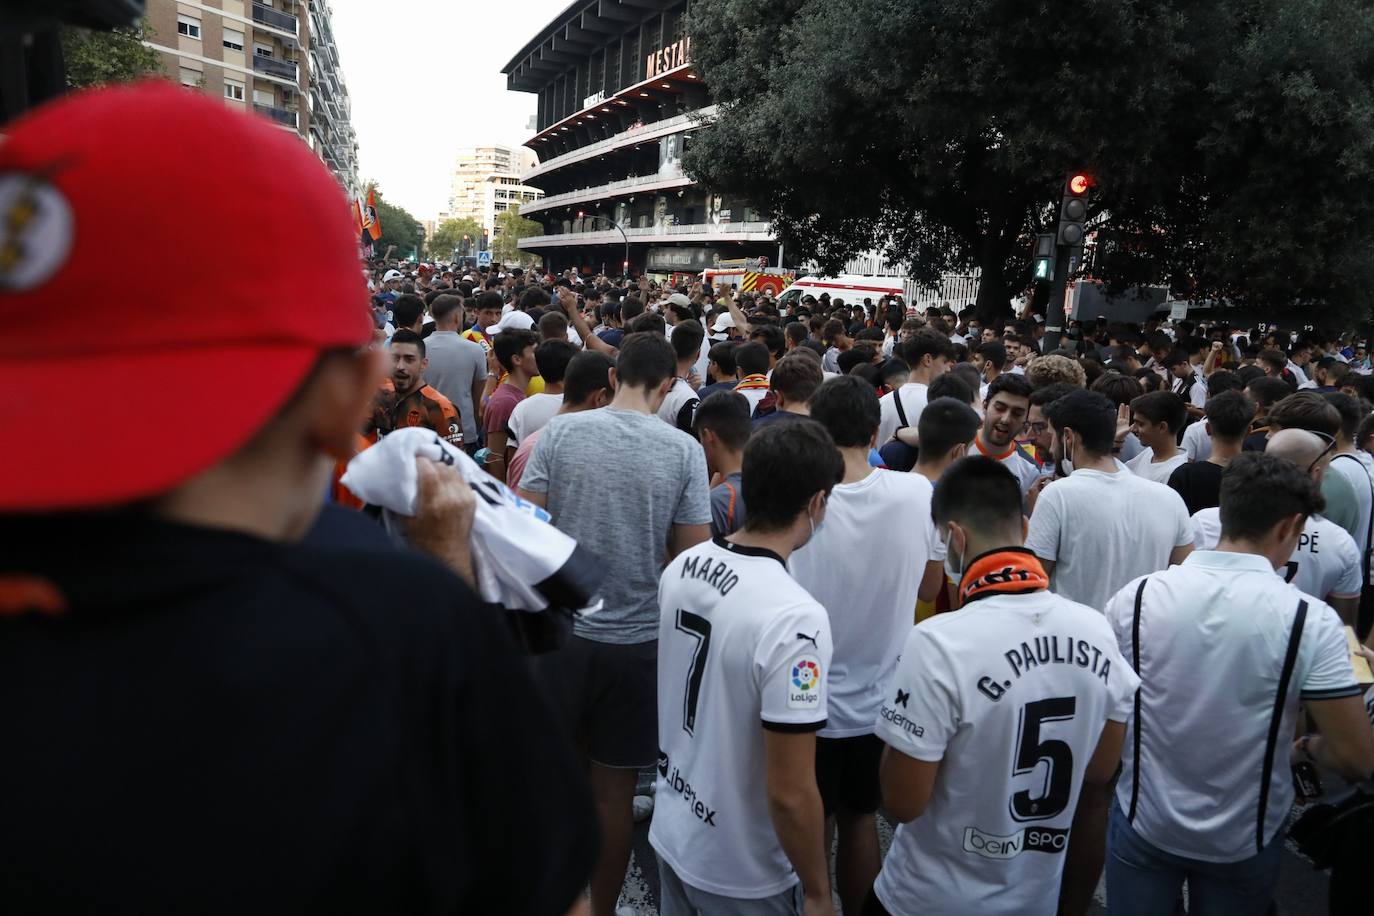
[0,82,373,511]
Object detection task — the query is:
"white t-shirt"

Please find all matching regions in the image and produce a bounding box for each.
[506,392,563,447]
[877,382,930,445]
[1191,508,1361,601]
[657,378,701,433]
[1026,465,1193,612]
[873,590,1139,915]
[790,470,939,737]
[1328,453,1374,568]
[1104,551,1360,862]
[1180,420,1212,462]
[650,537,833,899]
[1125,447,1189,485]
[974,439,1042,498]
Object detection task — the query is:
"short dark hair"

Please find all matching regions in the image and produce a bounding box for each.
[986,373,1033,405]
[626,311,666,336]
[671,319,706,362]
[562,350,615,404]
[1323,391,1365,443]
[1257,348,1287,371]
[1043,389,1116,455]
[880,357,910,383]
[1245,376,1293,410]
[389,327,425,357]
[538,310,569,341]
[519,286,551,311]
[1206,369,1243,397]
[784,321,808,346]
[693,391,752,451]
[476,290,504,313]
[900,328,954,366]
[735,341,771,376]
[533,338,576,385]
[708,341,738,377]
[809,376,881,448]
[431,294,463,323]
[1219,452,1324,542]
[770,353,823,404]
[932,456,1024,538]
[615,332,676,390]
[1090,371,1143,408]
[749,324,786,359]
[621,295,646,321]
[741,421,843,533]
[1130,390,1187,434]
[1267,391,1340,436]
[917,397,981,458]
[1205,390,1255,440]
[1030,381,1077,409]
[928,372,974,405]
[391,293,427,330]
[1234,365,1265,385]
[493,328,537,372]
[837,347,873,375]
[977,341,1007,367]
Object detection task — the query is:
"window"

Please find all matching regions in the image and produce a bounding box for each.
[223,28,244,52]
[224,79,245,101]
[254,43,274,58]
[176,15,201,39]
[253,89,275,107]
[179,67,201,87]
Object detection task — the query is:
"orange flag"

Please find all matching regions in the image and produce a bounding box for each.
[363,187,382,242]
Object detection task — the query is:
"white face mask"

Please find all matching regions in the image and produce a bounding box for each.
[941,524,964,585]
[1058,432,1075,477]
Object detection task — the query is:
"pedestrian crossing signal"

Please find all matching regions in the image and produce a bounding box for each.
[1034,257,1053,280]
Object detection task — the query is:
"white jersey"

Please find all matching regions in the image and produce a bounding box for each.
[1191,508,1361,601]
[1025,465,1194,612]
[506,392,562,447]
[877,382,930,445]
[1105,552,1360,862]
[974,439,1042,501]
[873,589,1138,915]
[1180,420,1212,462]
[790,470,939,737]
[650,537,833,899]
[1124,447,1188,485]
[657,378,701,434]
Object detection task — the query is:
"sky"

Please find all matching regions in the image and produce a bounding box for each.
[331,0,568,220]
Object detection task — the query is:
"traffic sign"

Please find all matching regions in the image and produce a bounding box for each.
[477,251,492,267]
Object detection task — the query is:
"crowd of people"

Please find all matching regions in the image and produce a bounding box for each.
[4,83,1374,916]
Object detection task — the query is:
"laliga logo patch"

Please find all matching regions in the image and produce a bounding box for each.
[0,175,73,292]
[788,656,822,709]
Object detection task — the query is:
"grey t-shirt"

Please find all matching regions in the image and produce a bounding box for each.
[423,330,487,444]
[520,407,712,644]
[709,472,745,538]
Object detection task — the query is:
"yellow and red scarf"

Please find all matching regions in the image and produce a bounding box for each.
[735,374,770,392]
[958,548,1050,606]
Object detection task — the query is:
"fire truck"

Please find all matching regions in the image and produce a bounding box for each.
[700,257,794,297]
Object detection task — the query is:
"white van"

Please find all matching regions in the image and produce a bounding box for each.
[777,274,915,309]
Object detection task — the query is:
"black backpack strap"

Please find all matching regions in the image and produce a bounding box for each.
[892,387,910,431]
[1127,577,1148,823]
[1256,599,1308,853]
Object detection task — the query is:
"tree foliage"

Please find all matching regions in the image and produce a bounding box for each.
[427,217,486,260]
[369,187,424,260]
[686,0,1374,323]
[62,21,163,90]
[492,205,544,265]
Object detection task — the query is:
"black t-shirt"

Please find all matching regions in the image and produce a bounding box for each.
[0,514,595,915]
[1168,459,1225,515]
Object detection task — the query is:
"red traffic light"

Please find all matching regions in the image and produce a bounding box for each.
[1068,174,1091,195]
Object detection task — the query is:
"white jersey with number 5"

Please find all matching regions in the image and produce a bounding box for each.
[650,537,834,899]
[873,589,1139,916]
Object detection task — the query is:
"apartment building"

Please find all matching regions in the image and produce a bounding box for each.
[448,145,543,238]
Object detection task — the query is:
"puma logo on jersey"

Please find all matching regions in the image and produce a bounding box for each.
[894,689,910,707]
[796,630,819,649]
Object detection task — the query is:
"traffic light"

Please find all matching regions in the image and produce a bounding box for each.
[1057,173,1090,247]
[1032,233,1056,280]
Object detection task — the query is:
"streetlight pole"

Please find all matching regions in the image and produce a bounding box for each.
[580,212,630,278]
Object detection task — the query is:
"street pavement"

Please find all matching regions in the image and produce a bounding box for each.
[616,787,1330,915]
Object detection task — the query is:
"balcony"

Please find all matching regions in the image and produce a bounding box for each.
[251,2,298,33]
[523,173,693,215]
[254,103,298,129]
[518,221,774,249]
[252,54,297,81]
[526,107,716,182]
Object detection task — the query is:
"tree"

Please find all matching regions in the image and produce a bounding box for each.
[61,21,163,90]
[427,217,486,260]
[686,0,1374,324]
[368,186,424,260]
[491,205,544,266]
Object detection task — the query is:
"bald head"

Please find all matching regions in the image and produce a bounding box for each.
[1265,428,1327,472]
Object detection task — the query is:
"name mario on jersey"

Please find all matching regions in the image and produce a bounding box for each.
[657,751,717,826]
[679,554,739,597]
[976,635,1113,702]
